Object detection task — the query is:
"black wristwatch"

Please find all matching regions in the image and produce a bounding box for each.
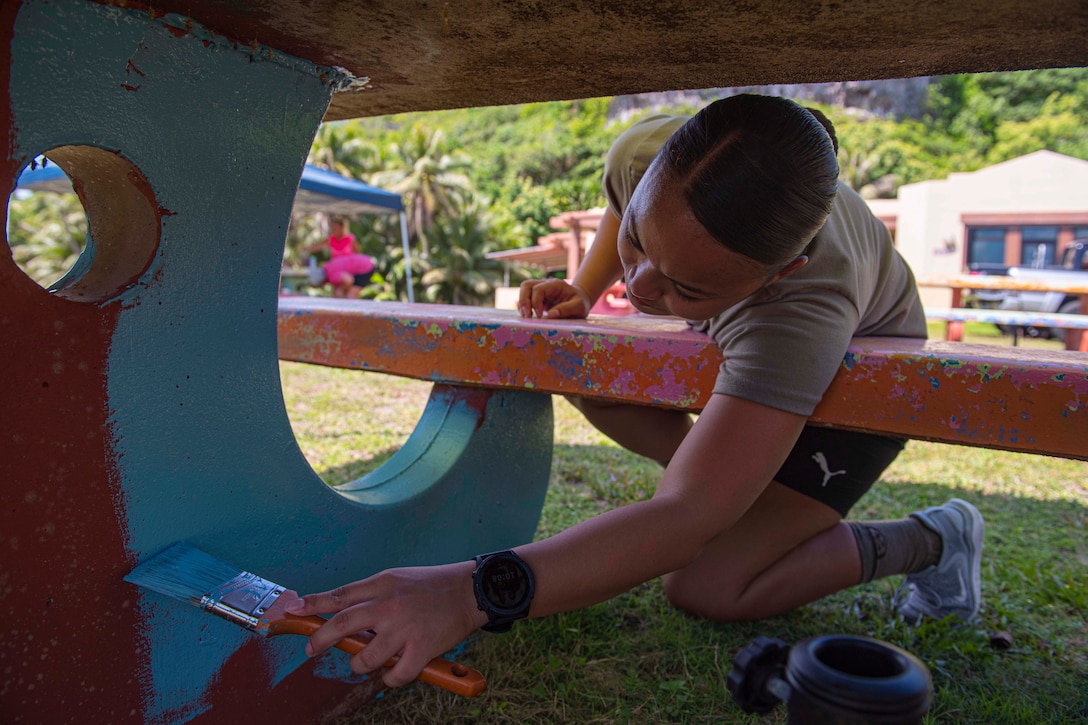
[472,550,536,633]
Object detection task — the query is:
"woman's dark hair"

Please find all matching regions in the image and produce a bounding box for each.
[657,94,840,268]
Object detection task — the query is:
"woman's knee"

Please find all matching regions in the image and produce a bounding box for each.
[663,569,760,622]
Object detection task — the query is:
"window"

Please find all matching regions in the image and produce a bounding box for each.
[1020,226,1058,267]
[965,228,1006,272]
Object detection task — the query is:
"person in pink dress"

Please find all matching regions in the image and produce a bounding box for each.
[307,218,375,298]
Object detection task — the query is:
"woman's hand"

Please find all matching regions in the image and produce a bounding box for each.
[286,561,487,688]
[518,279,593,319]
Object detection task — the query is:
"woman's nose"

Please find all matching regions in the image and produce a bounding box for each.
[626,262,661,300]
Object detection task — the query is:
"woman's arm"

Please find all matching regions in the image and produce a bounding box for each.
[290,393,806,686]
[519,393,805,614]
[570,209,625,304]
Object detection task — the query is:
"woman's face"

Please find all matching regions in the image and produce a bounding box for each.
[617,166,802,321]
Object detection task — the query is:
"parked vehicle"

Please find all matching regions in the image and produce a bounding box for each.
[978,240,1088,338]
[966,261,1011,277]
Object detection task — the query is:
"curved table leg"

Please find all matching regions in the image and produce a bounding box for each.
[1,2,554,722]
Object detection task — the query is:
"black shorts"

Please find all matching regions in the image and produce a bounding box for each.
[352,272,373,287]
[774,426,906,517]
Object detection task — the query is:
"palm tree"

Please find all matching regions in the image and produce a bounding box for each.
[419,201,504,306]
[371,123,473,256]
[308,121,383,178]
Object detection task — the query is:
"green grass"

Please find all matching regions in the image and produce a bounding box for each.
[926,320,1071,350]
[280,327,1086,724]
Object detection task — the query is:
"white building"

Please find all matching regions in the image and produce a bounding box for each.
[893,150,1088,308]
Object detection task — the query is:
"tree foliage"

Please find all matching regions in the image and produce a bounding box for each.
[926,68,1088,165]
[370,124,474,252]
[418,200,508,306]
[8,69,1088,304]
[6,189,87,288]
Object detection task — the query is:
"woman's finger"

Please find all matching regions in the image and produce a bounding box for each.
[545,285,592,318]
[543,298,582,318]
[347,629,405,677]
[530,284,549,318]
[305,602,376,658]
[381,643,433,688]
[525,280,553,318]
[517,279,546,317]
[287,582,367,616]
[531,281,574,318]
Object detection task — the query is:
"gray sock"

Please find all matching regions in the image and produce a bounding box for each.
[848,518,943,583]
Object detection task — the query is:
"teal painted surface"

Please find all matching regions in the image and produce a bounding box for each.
[9,1,553,721]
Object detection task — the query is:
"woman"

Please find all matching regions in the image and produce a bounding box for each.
[288,95,984,688]
[306,217,375,298]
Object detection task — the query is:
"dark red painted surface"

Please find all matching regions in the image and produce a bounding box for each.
[1,8,143,719]
[190,646,382,725]
[0,5,387,719]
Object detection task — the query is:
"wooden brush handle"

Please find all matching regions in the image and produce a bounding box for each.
[259,595,487,697]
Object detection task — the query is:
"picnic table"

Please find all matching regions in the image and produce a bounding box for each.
[5,1,1088,723]
[917,274,1088,351]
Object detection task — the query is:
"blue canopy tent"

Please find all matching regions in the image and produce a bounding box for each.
[15,161,415,301]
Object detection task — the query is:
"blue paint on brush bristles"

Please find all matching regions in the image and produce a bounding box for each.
[125,542,245,603]
[126,542,287,631]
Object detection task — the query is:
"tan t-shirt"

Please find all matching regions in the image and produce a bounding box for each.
[603,114,927,416]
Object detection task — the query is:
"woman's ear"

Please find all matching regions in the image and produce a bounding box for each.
[768,255,808,284]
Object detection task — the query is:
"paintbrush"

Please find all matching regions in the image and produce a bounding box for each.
[124,542,487,697]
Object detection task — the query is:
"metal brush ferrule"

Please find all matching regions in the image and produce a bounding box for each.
[199,571,285,631]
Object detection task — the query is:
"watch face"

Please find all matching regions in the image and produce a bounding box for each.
[479,557,530,611]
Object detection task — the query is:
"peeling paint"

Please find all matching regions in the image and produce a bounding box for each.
[279,300,1088,459]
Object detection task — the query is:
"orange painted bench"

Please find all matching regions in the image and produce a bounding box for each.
[279,298,1088,462]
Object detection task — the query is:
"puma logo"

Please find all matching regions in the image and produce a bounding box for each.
[812,451,846,487]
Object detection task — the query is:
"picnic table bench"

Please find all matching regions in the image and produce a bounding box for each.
[923,307,1088,346]
[919,274,1088,351]
[278,297,1088,462]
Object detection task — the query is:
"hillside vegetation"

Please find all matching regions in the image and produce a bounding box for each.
[8,69,1088,303]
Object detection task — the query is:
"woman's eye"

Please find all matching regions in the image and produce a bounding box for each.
[674,287,699,302]
[625,230,643,252]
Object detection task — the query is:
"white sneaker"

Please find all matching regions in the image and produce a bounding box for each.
[895,499,984,624]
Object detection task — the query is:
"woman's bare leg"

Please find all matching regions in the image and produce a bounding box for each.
[567,397,692,464]
[663,482,861,620]
[569,397,865,619]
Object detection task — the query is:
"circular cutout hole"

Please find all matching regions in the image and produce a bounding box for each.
[280,361,432,486]
[7,146,160,302]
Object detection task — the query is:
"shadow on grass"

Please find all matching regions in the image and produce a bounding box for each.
[320,442,1086,725]
[279,363,1084,722]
